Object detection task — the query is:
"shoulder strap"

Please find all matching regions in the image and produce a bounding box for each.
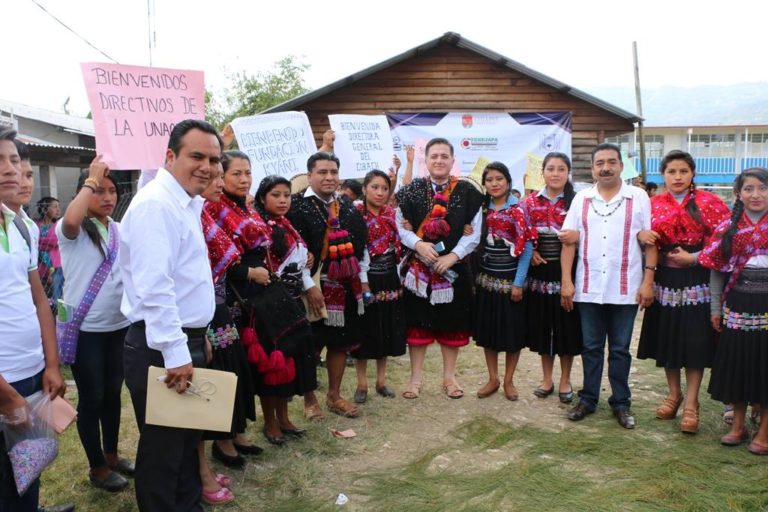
[12,215,33,258]
[69,222,120,328]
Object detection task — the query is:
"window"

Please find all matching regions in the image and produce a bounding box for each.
[742,133,768,157]
[689,133,736,158]
[605,134,631,154]
[642,134,664,159]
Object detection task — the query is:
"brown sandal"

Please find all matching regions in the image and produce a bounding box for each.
[326,398,360,418]
[304,403,326,421]
[680,407,700,434]
[402,381,422,399]
[655,395,683,420]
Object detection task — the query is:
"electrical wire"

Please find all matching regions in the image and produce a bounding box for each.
[29,0,119,63]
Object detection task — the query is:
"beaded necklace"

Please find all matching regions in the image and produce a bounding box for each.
[590,196,625,217]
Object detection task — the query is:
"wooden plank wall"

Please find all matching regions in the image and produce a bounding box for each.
[296,44,634,182]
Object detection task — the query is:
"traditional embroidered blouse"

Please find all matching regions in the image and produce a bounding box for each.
[650,190,730,249]
[356,204,402,260]
[522,190,568,234]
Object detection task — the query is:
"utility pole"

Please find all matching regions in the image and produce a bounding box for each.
[633,41,647,183]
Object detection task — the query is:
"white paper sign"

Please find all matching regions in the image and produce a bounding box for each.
[329,114,394,179]
[231,111,317,193]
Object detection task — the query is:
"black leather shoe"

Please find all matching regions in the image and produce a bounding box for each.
[212,442,245,468]
[89,471,129,492]
[354,389,368,404]
[39,504,76,512]
[567,402,594,422]
[234,442,264,456]
[280,427,307,438]
[108,458,135,477]
[263,427,287,446]
[614,409,636,429]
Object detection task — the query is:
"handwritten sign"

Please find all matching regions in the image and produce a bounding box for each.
[230,111,316,192]
[81,62,205,170]
[524,152,546,191]
[329,115,394,179]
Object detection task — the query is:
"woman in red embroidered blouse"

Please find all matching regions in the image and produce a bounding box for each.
[700,167,768,452]
[352,170,406,403]
[637,150,730,434]
[521,152,582,403]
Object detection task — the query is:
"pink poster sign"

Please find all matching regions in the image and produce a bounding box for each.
[81,62,205,170]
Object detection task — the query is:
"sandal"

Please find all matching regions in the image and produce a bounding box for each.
[304,403,326,421]
[721,429,750,446]
[680,407,700,434]
[326,398,360,418]
[202,486,235,505]
[402,382,422,399]
[504,383,519,401]
[443,382,464,399]
[214,473,232,488]
[655,395,684,420]
[477,379,500,399]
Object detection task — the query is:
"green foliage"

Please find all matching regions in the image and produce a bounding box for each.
[206,56,310,130]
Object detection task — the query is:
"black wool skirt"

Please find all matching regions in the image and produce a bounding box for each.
[525,257,582,357]
[637,265,716,369]
[708,268,768,406]
[354,254,406,360]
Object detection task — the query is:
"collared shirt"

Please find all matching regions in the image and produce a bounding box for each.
[396,181,483,260]
[119,168,215,368]
[57,217,129,332]
[0,203,45,383]
[303,187,369,283]
[562,183,651,305]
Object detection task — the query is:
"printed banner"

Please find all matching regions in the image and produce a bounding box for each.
[388,112,572,192]
[230,111,317,193]
[81,62,205,170]
[328,115,394,179]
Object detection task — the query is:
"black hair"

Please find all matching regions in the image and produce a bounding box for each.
[646,182,658,191]
[221,150,250,172]
[425,137,454,157]
[340,179,363,198]
[0,127,16,142]
[591,142,623,163]
[307,151,340,173]
[36,196,59,221]
[511,189,521,196]
[254,175,292,259]
[722,167,768,260]
[13,140,30,161]
[75,172,120,257]
[167,119,223,156]
[660,149,701,224]
[542,151,576,209]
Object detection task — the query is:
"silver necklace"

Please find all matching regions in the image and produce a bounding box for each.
[589,197,625,217]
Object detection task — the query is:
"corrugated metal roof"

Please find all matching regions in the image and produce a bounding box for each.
[16,133,95,153]
[0,99,94,135]
[263,32,642,123]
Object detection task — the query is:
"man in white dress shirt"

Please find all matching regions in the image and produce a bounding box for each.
[560,143,657,429]
[120,119,221,511]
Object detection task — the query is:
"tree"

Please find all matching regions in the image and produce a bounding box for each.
[206,56,310,129]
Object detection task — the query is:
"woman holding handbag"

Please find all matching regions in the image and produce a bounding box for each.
[57,156,132,492]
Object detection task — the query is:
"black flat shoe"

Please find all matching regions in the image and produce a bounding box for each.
[234,443,264,456]
[90,471,129,492]
[533,385,555,398]
[280,427,307,438]
[263,427,287,446]
[558,388,574,404]
[354,389,368,404]
[108,457,135,477]
[212,441,245,468]
[376,385,396,398]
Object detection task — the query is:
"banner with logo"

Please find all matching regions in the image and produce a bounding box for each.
[387,112,572,192]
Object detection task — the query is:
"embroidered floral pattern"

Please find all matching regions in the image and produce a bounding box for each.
[206,324,239,350]
[477,273,515,293]
[527,278,562,295]
[371,289,403,303]
[654,284,711,307]
[723,306,768,331]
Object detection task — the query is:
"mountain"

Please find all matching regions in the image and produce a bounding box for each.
[584,83,768,126]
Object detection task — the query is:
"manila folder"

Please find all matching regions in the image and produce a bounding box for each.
[146,366,237,432]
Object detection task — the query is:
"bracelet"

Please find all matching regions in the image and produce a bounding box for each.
[82,184,96,193]
[644,265,657,271]
[84,177,100,189]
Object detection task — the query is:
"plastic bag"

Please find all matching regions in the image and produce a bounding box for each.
[0,391,59,496]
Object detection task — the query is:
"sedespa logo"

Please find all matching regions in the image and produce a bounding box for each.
[461,138,472,149]
[461,114,473,128]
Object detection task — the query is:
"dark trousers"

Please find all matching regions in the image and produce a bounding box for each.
[124,323,206,512]
[70,327,128,469]
[577,303,638,412]
[0,370,44,512]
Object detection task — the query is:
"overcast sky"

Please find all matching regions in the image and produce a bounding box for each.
[4,0,765,117]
